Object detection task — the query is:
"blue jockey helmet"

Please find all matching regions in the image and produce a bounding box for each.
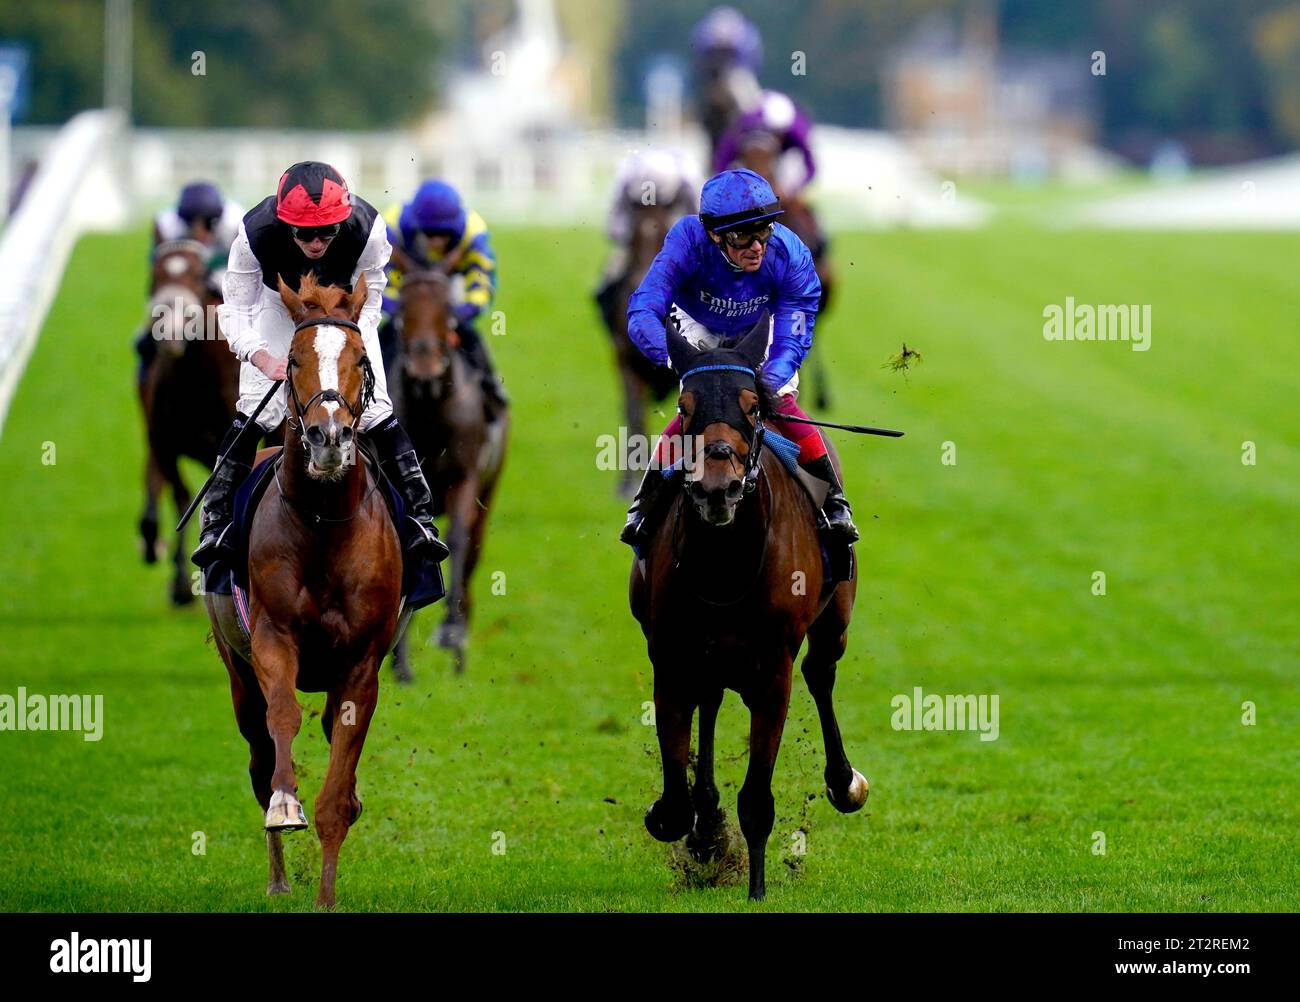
[177,181,223,223]
[403,179,466,241]
[698,168,783,233]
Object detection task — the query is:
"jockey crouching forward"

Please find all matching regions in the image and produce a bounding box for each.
[192,160,449,570]
[620,168,858,547]
[134,181,243,387]
[379,179,508,422]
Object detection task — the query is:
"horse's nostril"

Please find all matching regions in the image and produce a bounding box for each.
[726,479,744,498]
[338,426,353,445]
[305,425,326,447]
[689,481,708,500]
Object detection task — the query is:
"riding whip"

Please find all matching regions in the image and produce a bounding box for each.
[772,415,904,438]
[175,379,283,532]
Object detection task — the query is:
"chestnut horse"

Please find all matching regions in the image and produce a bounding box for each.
[388,270,508,677]
[205,273,406,909]
[630,315,869,901]
[138,240,238,603]
[600,200,679,497]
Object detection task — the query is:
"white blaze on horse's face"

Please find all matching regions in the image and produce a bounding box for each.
[314,326,347,423]
[300,324,354,479]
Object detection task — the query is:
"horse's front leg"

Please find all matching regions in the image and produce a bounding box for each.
[687,685,727,861]
[168,470,194,605]
[436,475,478,671]
[738,653,794,901]
[645,665,697,843]
[251,626,307,833]
[314,654,380,910]
[140,451,163,565]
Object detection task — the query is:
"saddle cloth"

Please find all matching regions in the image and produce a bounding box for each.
[203,449,445,636]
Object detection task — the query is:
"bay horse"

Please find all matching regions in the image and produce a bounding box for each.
[600,200,679,497]
[138,239,238,604]
[388,270,507,677]
[630,315,869,901]
[735,137,836,410]
[205,273,406,909]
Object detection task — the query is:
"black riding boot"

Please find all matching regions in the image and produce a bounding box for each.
[367,416,450,563]
[458,327,509,422]
[192,414,259,568]
[801,454,860,542]
[620,464,681,548]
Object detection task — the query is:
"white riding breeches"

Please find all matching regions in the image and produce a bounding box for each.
[235,291,394,433]
[668,303,799,397]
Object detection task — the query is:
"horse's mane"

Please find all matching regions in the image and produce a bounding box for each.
[295,272,350,315]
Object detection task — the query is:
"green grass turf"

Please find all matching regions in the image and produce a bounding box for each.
[0,223,1295,912]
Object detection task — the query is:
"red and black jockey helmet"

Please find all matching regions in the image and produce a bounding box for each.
[275,161,352,227]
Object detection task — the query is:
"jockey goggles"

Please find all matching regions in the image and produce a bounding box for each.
[720,223,774,249]
[290,223,341,243]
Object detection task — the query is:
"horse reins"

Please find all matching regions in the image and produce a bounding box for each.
[284,316,376,433]
[672,362,772,605]
[277,315,380,526]
[677,363,767,492]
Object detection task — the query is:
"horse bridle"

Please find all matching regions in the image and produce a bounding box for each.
[677,363,766,493]
[284,316,375,436]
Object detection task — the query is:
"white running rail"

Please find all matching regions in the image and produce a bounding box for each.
[0,110,124,437]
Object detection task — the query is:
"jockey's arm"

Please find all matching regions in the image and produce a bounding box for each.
[352,215,392,338]
[217,225,270,365]
[627,221,690,368]
[455,230,497,327]
[765,236,821,391]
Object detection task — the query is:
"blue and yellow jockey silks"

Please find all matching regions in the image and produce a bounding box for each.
[381,193,497,327]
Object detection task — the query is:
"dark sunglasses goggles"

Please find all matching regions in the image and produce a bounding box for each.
[290,223,341,243]
[720,224,774,249]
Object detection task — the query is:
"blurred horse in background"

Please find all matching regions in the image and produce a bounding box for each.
[137,239,238,604]
[735,132,836,410]
[598,199,679,498]
[389,269,507,677]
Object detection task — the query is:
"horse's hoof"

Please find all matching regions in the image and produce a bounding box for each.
[267,881,291,896]
[265,790,309,832]
[170,586,196,607]
[436,620,466,651]
[827,768,869,814]
[645,799,695,843]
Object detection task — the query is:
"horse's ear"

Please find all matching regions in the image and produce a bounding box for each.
[664,316,697,373]
[734,310,770,369]
[348,273,368,321]
[278,275,304,320]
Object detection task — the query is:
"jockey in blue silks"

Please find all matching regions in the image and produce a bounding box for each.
[379,179,507,420]
[620,167,859,546]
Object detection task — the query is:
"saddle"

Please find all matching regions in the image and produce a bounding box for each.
[203,445,445,636]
